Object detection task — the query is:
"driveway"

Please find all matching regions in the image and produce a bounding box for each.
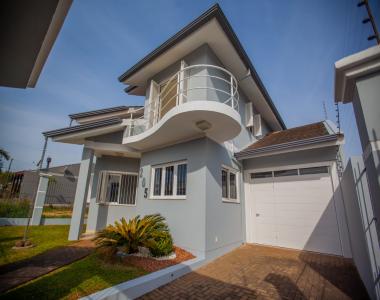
[140,244,368,299]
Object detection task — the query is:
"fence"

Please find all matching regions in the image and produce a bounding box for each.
[2,164,80,205]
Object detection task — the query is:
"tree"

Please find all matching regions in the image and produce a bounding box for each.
[0,148,10,173]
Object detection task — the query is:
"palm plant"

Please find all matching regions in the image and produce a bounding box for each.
[94,214,173,256]
[0,149,10,161]
[0,148,10,173]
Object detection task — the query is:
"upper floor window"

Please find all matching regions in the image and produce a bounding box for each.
[222,167,239,203]
[151,161,187,199]
[96,171,138,205]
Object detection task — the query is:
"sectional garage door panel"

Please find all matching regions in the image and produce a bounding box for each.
[250,170,342,256]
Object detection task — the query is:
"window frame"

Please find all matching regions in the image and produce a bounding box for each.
[96,170,138,206]
[221,165,240,204]
[150,160,187,200]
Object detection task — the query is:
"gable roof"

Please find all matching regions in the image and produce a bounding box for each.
[69,105,142,120]
[118,4,285,130]
[235,121,342,159]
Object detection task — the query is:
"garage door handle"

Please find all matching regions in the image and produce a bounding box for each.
[256,213,260,217]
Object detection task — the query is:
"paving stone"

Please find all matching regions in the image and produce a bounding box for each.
[139,244,369,300]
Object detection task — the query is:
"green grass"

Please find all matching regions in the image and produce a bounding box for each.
[0,225,72,266]
[42,206,73,218]
[1,254,147,300]
[0,199,30,217]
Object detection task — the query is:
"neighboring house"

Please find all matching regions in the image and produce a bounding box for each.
[43,4,351,259]
[0,0,72,88]
[17,163,80,205]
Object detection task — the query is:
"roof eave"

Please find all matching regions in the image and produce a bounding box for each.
[43,117,123,138]
[235,134,342,160]
[118,4,285,129]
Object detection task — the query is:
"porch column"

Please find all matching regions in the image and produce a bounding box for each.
[68,147,94,241]
[30,173,50,225]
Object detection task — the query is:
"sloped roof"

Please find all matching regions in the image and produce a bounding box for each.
[118,4,285,130]
[43,117,122,138]
[236,122,341,159]
[69,105,142,120]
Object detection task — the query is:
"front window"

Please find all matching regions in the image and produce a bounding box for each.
[96,171,138,205]
[151,161,187,199]
[222,167,239,202]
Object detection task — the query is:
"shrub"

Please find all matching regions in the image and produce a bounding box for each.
[94,214,173,256]
[0,199,30,218]
[149,231,174,257]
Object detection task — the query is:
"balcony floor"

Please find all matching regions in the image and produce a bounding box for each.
[123,101,241,151]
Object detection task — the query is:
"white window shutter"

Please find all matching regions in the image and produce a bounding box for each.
[253,114,262,136]
[148,80,159,127]
[245,102,253,127]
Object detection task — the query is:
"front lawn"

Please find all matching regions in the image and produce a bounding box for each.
[0,225,72,266]
[1,253,147,300]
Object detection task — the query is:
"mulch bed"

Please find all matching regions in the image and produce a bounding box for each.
[122,246,195,272]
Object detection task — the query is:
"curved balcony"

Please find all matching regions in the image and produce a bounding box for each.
[123,64,242,151]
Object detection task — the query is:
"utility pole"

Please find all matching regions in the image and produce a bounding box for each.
[358,0,380,44]
[322,101,328,120]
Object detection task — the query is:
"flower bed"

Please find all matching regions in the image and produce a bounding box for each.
[121,246,195,272]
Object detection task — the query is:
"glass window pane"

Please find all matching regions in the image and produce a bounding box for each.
[222,169,228,198]
[251,172,273,179]
[153,168,162,196]
[299,166,329,175]
[274,169,298,177]
[164,166,174,195]
[176,164,187,196]
[105,174,120,202]
[229,172,237,199]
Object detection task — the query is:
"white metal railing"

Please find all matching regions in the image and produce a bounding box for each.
[125,64,239,137]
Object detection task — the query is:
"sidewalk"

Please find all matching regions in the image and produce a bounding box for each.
[0,239,94,293]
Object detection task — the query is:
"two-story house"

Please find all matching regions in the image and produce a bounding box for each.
[43,4,352,260]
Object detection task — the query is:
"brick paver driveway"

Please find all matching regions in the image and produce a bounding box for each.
[141,244,368,300]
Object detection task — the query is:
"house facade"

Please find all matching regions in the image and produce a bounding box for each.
[43,4,352,259]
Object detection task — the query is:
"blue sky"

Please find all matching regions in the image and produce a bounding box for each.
[0,0,379,171]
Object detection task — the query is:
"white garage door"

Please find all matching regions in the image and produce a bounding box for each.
[248,165,342,256]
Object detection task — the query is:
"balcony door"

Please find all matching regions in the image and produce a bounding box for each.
[159,76,178,119]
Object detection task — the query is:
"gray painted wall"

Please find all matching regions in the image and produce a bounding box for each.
[145,43,269,152]
[85,44,269,257]
[204,138,244,258]
[243,146,338,170]
[86,137,245,258]
[86,156,140,233]
[88,131,124,144]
